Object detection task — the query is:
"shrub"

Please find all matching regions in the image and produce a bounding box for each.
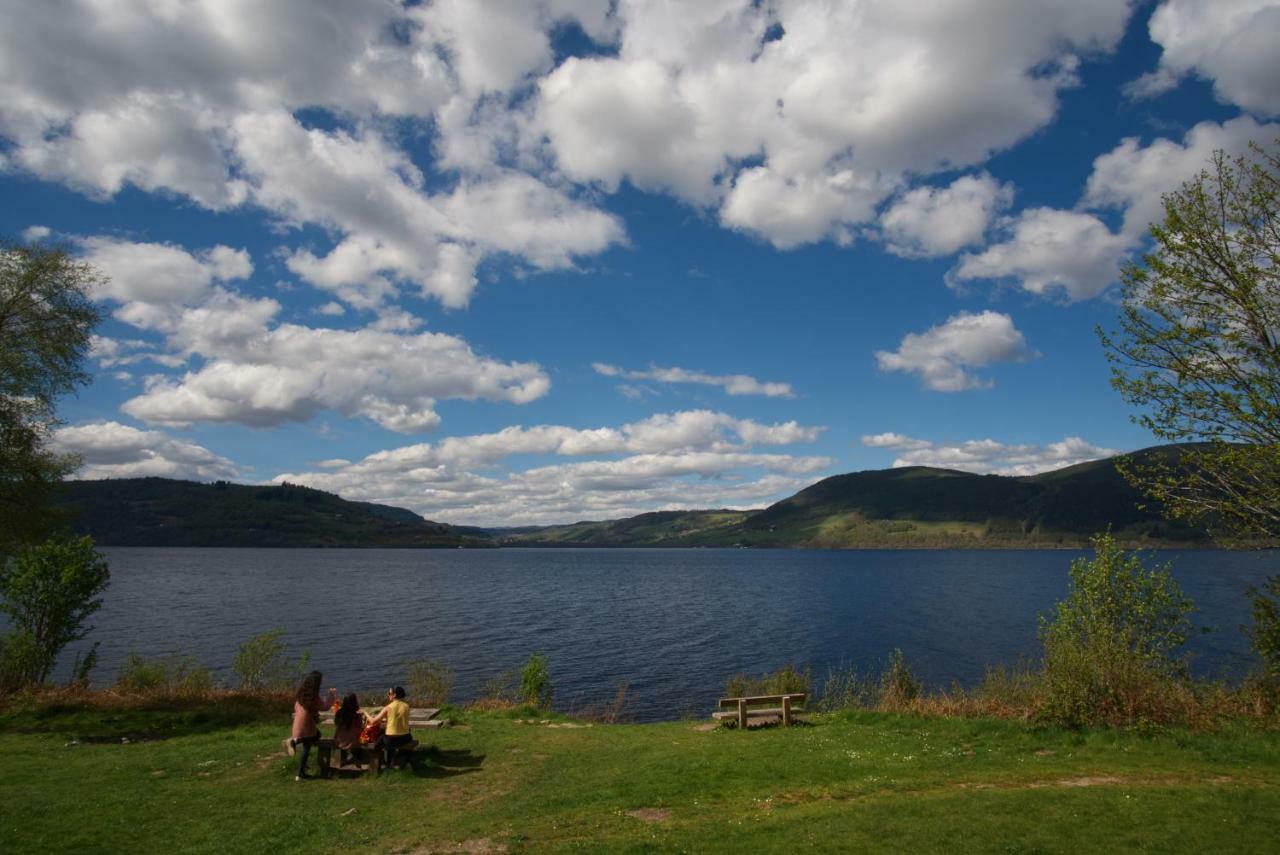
[1246,575,1280,684]
[816,663,876,712]
[470,669,519,710]
[232,629,308,691]
[405,658,454,707]
[520,652,553,710]
[724,663,811,699]
[1038,531,1195,727]
[116,653,213,696]
[877,649,921,709]
[0,535,109,690]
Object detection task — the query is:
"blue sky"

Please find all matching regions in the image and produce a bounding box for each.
[3,0,1278,526]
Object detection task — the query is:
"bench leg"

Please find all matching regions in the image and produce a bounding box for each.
[318,742,333,778]
[782,695,792,727]
[737,699,747,730]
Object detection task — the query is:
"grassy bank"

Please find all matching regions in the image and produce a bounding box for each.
[2,697,1278,853]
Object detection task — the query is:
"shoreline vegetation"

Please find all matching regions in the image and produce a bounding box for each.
[57,444,1273,550]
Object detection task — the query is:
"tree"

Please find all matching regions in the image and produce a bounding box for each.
[0,535,110,689]
[0,241,102,556]
[1099,140,1280,684]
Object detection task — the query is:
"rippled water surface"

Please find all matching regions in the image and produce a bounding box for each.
[78,547,1277,721]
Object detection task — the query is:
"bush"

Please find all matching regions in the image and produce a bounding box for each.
[878,649,921,709]
[724,663,811,699]
[0,535,109,690]
[520,652,553,710]
[816,663,876,712]
[1038,531,1195,727]
[115,653,213,696]
[1246,576,1280,684]
[232,629,309,691]
[405,658,454,707]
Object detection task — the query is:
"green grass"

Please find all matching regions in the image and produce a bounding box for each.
[2,702,1278,853]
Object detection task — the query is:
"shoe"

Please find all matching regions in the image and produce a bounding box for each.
[283,738,296,757]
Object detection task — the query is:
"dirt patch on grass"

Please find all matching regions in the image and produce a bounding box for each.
[690,723,718,732]
[627,808,670,823]
[404,837,508,854]
[1056,776,1124,788]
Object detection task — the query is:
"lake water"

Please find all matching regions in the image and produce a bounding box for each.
[67,547,1279,722]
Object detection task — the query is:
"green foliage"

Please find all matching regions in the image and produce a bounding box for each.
[405,658,454,706]
[116,653,214,696]
[1247,575,1280,684]
[1038,532,1195,727]
[69,641,99,688]
[232,629,308,691]
[1100,140,1280,541]
[723,663,811,699]
[878,648,921,708]
[0,535,109,690]
[0,241,102,557]
[519,652,553,710]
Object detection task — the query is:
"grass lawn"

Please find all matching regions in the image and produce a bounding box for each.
[1,704,1278,853]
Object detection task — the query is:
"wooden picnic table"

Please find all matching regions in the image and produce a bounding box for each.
[316,707,442,776]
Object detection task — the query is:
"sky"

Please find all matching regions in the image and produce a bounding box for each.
[2,0,1278,527]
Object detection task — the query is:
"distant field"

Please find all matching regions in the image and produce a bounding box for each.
[3,702,1278,853]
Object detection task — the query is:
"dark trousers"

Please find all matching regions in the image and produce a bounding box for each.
[294,734,320,776]
[380,733,413,768]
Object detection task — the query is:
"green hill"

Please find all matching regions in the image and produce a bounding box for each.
[506,446,1213,548]
[57,478,494,548]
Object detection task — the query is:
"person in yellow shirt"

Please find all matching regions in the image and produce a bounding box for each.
[365,686,413,769]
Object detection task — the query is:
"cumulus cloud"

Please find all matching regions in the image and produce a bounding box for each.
[593,363,795,397]
[861,432,932,450]
[860,433,1120,476]
[950,208,1130,301]
[1131,0,1280,116]
[74,236,552,433]
[950,116,1277,300]
[537,0,1130,246]
[1,0,1139,269]
[121,319,550,433]
[875,311,1037,391]
[879,173,1014,258]
[273,410,830,526]
[52,421,239,480]
[80,237,252,309]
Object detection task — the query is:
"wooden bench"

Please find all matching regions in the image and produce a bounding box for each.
[712,693,807,728]
[316,706,441,776]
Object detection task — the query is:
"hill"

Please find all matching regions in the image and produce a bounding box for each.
[57,478,494,548]
[505,446,1213,548]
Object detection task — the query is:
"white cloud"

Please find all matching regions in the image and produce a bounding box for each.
[536,0,1131,246]
[80,237,252,309]
[52,421,239,480]
[1135,0,1280,116]
[1082,116,1275,240]
[950,116,1277,302]
[0,1,1141,270]
[273,409,829,526]
[593,363,795,397]
[950,208,1130,301]
[21,225,50,241]
[121,320,550,433]
[879,173,1014,258]
[875,311,1036,392]
[860,432,932,450]
[861,433,1120,476]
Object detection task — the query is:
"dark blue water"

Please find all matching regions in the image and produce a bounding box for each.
[70,547,1277,721]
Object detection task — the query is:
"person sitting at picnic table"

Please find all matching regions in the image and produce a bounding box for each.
[364,686,413,769]
[284,670,334,780]
[332,692,367,768]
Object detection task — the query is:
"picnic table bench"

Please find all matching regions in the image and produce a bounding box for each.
[712,693,807,728]
[316,706,441,776]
